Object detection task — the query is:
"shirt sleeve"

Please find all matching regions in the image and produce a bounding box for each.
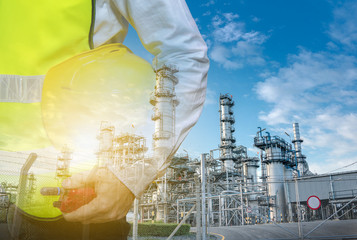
[105,0,209,197]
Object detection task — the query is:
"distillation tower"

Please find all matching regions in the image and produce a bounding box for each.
[150,65,179,222]
[150,65,178,166]
[219,94,237,173]
[254,131,295,222]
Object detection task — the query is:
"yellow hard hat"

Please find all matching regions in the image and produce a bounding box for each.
[13,44,155,219]
[42,43,155,150]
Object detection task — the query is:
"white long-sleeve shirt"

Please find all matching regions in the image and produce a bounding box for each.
[0,0,208,199]
[94,0,209,197]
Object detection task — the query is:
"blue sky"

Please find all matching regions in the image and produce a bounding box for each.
[124,0,357,174]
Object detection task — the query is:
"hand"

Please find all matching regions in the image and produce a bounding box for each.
[61,167,135,223]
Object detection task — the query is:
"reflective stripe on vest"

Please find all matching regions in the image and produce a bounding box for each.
[0,75,44,103]
[0,0,94,219]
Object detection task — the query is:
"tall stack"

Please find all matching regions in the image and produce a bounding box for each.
[292,123,309,176]
[219,94,236,172]
[150,65,179,222]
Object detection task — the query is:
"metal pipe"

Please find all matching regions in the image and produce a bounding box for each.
[284,177,293,222]
[11,153,37,239]
[164,173,167,223]
[195,174,202,240]
[133,198,139,240]
[295,177,303,239]
[176,199,179,223]
[329,175,335,200]
[240,182,244,225]
[201,153,207,240]
[218,195,222,227]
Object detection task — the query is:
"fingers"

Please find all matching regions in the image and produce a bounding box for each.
[63,169,119,222]
[63,182,121,222]
[63,174,135,223]
[62,167,98,189]
[63,194,108,222]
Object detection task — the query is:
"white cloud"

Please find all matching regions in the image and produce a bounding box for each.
[326,41,339,51]
[201,0,215,7]
[210,45,243,69]
[223,13,239,21]
[251,16,260,23]
[255,49,357,173]
[203,11,211,17]
[213,21,244,43]
[233,32,266,56]
[209,13,268,70]
[309,156,357,175]
[256,50,357,123]
[328,1,357,50]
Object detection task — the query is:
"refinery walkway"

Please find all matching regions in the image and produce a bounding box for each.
[207,219,357,240]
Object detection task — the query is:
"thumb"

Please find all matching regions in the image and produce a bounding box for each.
[62,166,98,189]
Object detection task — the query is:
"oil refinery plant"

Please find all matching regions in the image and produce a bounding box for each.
[1,90,357,230]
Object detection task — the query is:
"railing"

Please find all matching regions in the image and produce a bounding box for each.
[152,131,172,140]
[254,136,292,151]
[221,136,236,143]
[151,112,161,121]
[221,115,235,122]
[263,153,294,165]
[155,89,174,97]
[329,189,357,200]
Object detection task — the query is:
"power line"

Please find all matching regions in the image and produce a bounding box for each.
[323,160,357,174]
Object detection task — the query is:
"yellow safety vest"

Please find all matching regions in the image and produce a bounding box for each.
[0,0,93,151]
[0,0,93,219]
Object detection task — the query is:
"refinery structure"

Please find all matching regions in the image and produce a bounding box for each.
[63,92,357,227]
[1,67,357,233]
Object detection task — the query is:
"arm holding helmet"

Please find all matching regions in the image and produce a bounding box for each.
[63,0,209,223]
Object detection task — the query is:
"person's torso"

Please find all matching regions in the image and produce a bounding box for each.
[0,0,93,219]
